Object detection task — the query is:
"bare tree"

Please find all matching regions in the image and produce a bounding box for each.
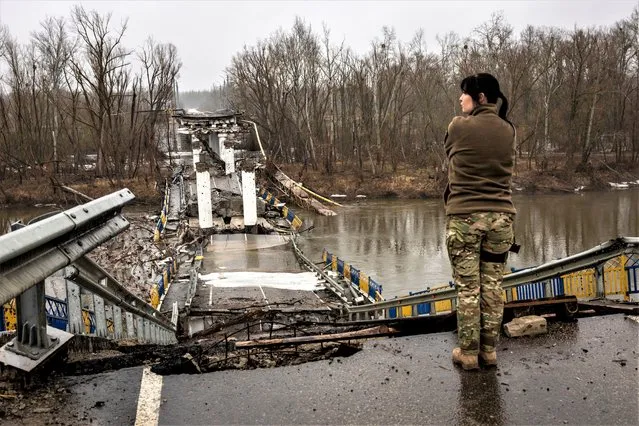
[70,5,131,178]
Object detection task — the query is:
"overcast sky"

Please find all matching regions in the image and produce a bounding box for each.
[1,1,637,91]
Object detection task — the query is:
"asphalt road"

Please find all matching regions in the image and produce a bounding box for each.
[10,314,637,425]
[157,314,638,425]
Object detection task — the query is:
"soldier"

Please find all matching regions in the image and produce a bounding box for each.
[444,73,516,370]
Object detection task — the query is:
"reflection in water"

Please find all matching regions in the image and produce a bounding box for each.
[0,207,57,234]
[298,190,639,297]
[457,370,504,426]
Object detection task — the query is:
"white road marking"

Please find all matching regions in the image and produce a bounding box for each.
[626,315,639,324]
[258,284,267,301]
[200,271,323,291]
[208,286,213,306]
[134,367,163,426]
[257,284,271,310]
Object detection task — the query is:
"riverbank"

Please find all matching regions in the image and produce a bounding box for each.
[278,161,639,199]
[0,177,163,208]
[1,161,638,207]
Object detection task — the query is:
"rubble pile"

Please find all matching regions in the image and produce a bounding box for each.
[87,216,168,301]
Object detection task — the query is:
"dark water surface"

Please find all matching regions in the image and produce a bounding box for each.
[297,189,639,297]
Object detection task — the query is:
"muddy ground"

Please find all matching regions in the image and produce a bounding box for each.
[277,159,639,199]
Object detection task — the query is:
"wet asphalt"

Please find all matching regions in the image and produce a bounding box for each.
[53,314,637,425]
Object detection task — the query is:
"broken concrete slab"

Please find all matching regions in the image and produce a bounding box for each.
[504,315,547,337]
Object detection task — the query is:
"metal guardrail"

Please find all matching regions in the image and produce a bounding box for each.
[0,189,178,371]
[291,237,350,304]
[344,237,639,321]
[154,181,170,242]
[184,247,204,311]
[70,256,176,332]
[321,249,383,303]
[258,188,304,231]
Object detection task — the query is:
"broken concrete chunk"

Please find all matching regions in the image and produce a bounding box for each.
[504,315,547,337]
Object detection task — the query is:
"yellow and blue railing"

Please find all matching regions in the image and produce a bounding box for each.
[508,254,638,302]
[1,298,113,335]
[150,257,179,309]
[258,188,304,231]
[333,253,639,321]
[154,181,170,242]
[322,249,384,302]
[0,258,179,332]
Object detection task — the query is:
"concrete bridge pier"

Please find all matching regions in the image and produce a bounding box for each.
[192,137,213,230]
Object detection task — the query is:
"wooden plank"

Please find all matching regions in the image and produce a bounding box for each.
[235,325,398,348]
[578,300,639,314]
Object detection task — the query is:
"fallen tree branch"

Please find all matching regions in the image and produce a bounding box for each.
[57,185,94,202]
[190,309,266,339]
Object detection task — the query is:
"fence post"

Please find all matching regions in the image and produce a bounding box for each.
[136,316,144,343]
[93,296,107,338]
[113,306,123,340]
[66,280,83,335]
[595,264,605,298]
[144,319,151,343]
[126,312,135,339]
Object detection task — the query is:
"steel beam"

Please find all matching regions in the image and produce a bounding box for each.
[69,260,175,333]
[70,256,174,331]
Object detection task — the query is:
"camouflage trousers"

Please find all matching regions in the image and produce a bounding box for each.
[446,212,515,355]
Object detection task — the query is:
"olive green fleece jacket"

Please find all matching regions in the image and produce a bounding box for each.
[443,104,517,216]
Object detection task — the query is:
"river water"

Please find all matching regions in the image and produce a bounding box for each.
[2,189,637,298]
[296,189,639,298]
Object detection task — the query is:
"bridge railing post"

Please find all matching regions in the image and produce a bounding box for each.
[93,295,107,338]
[11,281,58,359]
[66,279,84,335]
[5,222,61,362]
[144,319,151,343]
[113,306,123,340]
[595,264,606,298]
[126,312,135,339]
[136,316,144,343]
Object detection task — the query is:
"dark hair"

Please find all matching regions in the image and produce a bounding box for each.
[460,73,510,121]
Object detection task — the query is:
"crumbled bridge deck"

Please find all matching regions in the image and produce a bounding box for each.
[186,234,337,324]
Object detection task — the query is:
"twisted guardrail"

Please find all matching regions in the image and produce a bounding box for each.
[0,189,177,372]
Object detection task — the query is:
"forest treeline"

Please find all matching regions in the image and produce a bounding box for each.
[0,6,180,182]
[2,7,639,184]
[227,10,639,175]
